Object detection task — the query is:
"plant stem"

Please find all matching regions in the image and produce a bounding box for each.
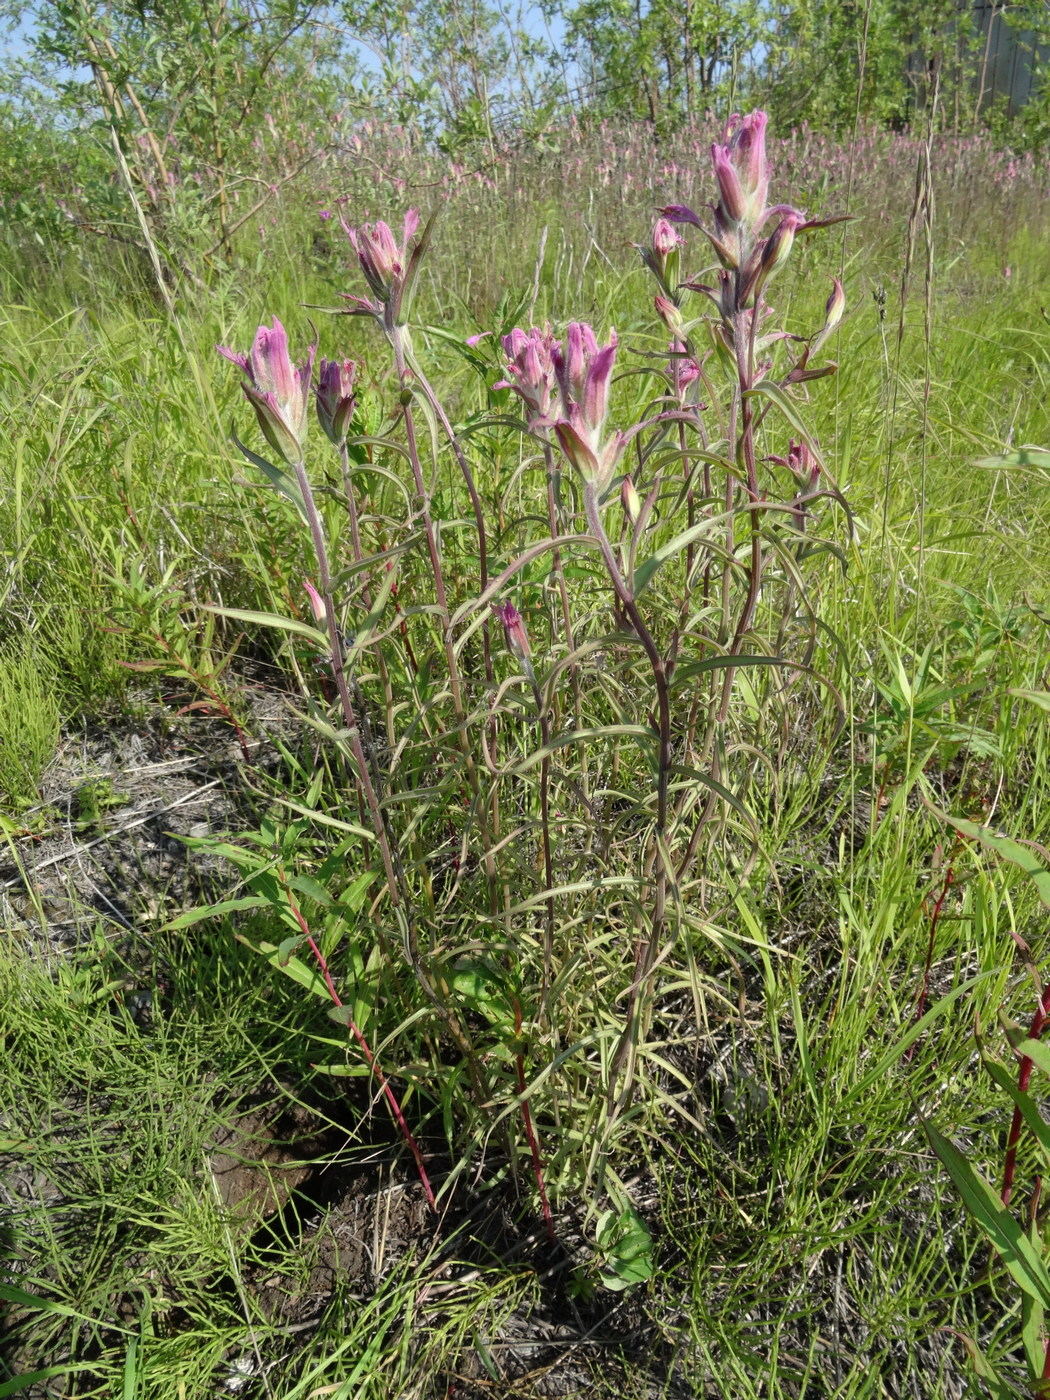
[284,888,436,1210]
[514,999,556,1244]
[1003,982,1050,1207]
[583,483,672,1107]
[389,327,500,908]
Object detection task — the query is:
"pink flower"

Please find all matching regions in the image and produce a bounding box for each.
[343,209,420,312]
[316,358,357,445]
[550,323,626,486]
[217,318,315,464]
[495,326,559,427]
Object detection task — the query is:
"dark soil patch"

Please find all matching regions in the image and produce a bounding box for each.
[0,675,296,954]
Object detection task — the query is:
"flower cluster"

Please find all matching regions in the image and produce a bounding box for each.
[660,111,836,313]
[217,318,315,465]
[495,321,626,490]
[342,210,421,323]
[217,322,358,463]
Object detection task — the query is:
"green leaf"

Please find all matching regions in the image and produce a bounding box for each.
[929,809,1050,909]
[0,1370,84,1398]
[841,972,992,1106]
[234,935,329,999]
[1011,1038,1050,1082]
[163,896,269,929]
[982,1057,1050,1168]
[924,1120,1050,1309]
[1010,688,1050,715]
[229,428,307,517]
[451,961,513,1028]
[632,510,735,597]
[670,654,786,688]
[1022,1283,1046,1378]
[200,605,328,650]
[975,447,1050,470]
[948,1329,1015,1400]
[0,1282,131,1332]
[286,874,333,907]
[744,380,823,459]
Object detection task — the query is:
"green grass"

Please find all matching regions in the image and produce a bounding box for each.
[1,126,1049,1398]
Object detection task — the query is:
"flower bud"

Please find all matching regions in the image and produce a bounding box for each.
[654,294,685,336]
[494,600,536,684]
[652,217,682,260]
[621,475,641,524]
[316,358,357,444]
[217,318,315,465]
[824,277,845,332]
[303,579,326,626]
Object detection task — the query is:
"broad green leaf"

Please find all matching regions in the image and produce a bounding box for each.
[1023,1276,1046,1377]
[930,809,1050,908]
[975,448,1050,470]
[286,874,333,907]
[924,1120,1050,1309]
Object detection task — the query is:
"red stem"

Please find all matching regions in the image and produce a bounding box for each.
[906,862,955,1061]
[285,891,437,1211]
[514,1000,556,1244]
[1003,983,1050,1208]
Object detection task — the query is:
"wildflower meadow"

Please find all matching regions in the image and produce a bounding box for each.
[0,29,1049,1397]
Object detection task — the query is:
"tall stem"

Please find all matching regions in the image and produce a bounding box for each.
[389,327,499,906]
[292,459,399,916]
[292,458,481,1076]
[583,484,672,1107]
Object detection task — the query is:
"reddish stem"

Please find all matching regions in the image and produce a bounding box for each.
[906,862,955,1061]
[284,890,436,1211]
[514,1001,556,1245]
[1003,983,1050,1208]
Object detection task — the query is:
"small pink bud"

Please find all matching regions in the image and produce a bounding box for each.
[303,580,326,626]
[654,295,685,336]
[494,601,536,683]
[316,358,357,444]
[824,278,845,332]
[652,217,682,259]
[621,475,641,524]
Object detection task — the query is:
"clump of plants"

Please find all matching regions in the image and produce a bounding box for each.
[192,111,850,1263]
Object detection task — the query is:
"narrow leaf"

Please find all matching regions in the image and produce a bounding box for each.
[200,605,328,650]
[924,1120,1050,1309]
